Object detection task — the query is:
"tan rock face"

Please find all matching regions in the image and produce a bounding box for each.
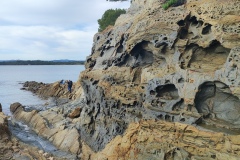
[88,120,240,160]
[80,0,240,154]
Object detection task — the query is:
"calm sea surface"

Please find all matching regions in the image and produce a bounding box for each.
[0,65,85,115]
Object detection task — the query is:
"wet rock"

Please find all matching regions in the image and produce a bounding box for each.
[0,103,2,112]
[10,102,81,155]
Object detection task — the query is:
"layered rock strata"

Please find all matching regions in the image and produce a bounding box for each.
[10,102,82,156]
[11,0,240,159]
[0,103,61,160]
[83,120,240,160]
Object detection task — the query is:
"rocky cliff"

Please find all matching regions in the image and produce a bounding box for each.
[11,0,240,159]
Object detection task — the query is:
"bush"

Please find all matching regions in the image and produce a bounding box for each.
[162,0,185,10]
[98,9,126,32]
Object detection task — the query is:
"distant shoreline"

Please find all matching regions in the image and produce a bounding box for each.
[0,60,85,65]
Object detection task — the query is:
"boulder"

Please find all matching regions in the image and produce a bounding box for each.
[68,107,82,119]
[10,102,22,113]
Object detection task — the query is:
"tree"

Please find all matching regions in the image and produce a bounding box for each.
[98,9,126,32]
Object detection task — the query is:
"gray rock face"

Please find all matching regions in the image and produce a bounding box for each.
[78,0,240,152]
[195,81,240,126]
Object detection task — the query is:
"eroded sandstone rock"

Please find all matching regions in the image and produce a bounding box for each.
[11,0,240,159]
[80,0,240,152]
[86,120,240,160]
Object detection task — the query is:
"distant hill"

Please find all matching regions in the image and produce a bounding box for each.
[0,60,85,65]
[51,59,81,62]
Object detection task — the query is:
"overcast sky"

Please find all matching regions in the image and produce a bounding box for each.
[0,0,130,60]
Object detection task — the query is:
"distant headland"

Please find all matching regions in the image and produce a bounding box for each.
[0,60,85,65]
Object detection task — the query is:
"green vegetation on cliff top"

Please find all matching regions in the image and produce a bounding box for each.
[98,8,126,32]
[162,0,186,10]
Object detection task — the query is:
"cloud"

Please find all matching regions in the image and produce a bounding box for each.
[0,25,96,60]
[0,0,130,60]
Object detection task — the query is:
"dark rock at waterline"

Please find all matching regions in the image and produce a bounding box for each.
[22,81,46,93]
[0,103,2,112]
[10,102,22,113]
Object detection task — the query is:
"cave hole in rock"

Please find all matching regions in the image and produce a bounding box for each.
[107,31,112,37]
[150,90,155,95]
[189,16,204,28]
[177,20,185,27]
[100,50,104,57]
[156,84,179,100]
[178,78,184,83]
[189,16,198,26]
[180,118,185,122]
[117,46,123,53]
[179,28,188,39]
[163,37,168,40]
[157,114,163,119]
[172,98,184,111]
[130,41,154,67]
[181,40,230,71]
[194,81,240,123]
[165,115,171,121]
[113,53,128,67]
[161,44,168,53]
[202,23,212,35]
[117,36,125,53]
[87,57,92,63]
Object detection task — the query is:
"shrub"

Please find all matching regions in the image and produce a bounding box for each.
[162,0,185,10]
[98,9,126,32]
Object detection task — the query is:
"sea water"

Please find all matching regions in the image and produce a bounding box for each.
[0,65,85,115]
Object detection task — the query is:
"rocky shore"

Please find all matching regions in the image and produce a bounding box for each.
[0,103,66,160]
[3,0,240,159]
